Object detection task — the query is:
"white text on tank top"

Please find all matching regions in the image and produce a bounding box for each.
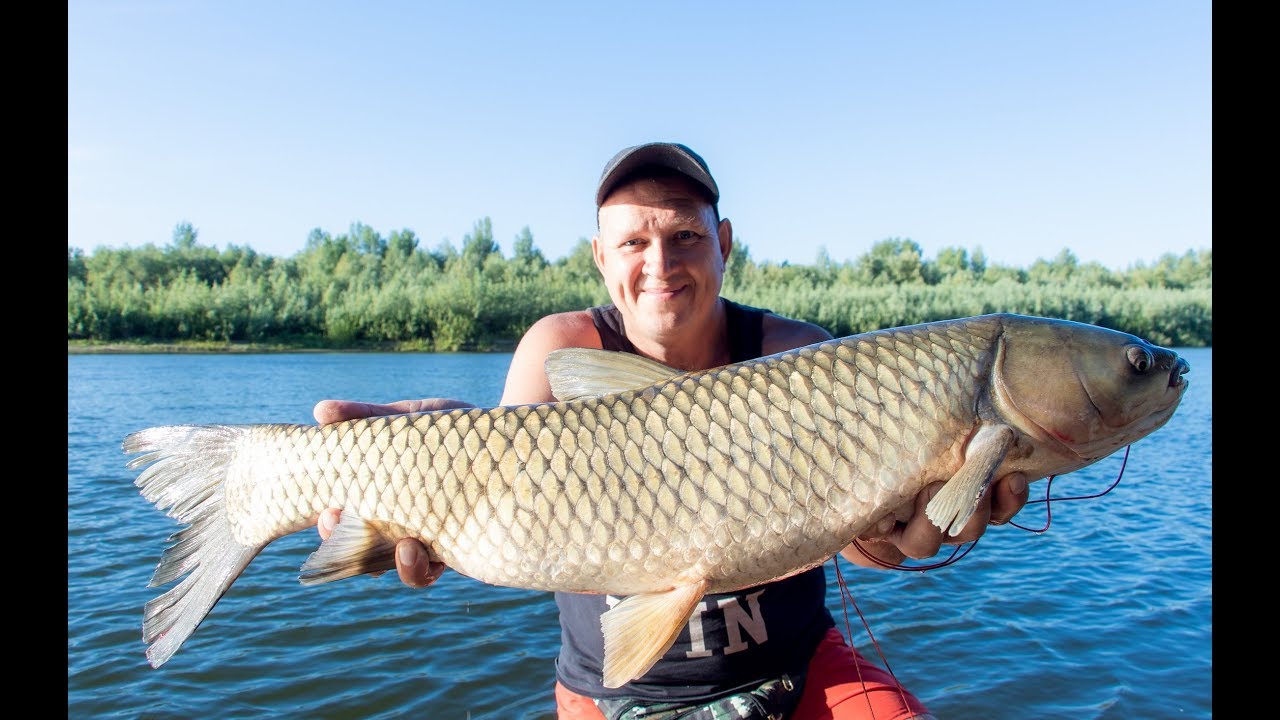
[604,589,770,658]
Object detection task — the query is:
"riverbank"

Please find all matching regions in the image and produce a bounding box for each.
[68,339,518,354]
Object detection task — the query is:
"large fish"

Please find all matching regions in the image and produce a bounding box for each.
[125,313,1189,687]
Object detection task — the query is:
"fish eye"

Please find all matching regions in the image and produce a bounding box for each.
[1126,345,1153,373]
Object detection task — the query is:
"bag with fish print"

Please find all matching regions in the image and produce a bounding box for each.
[592,671,805,720]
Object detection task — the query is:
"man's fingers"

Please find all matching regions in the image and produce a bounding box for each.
[946,494,992,544]
[317,508,340,540]
[395,539,446,589]
[896,482,946,559]
[314,398,477,425]
[313,400,403,424]
[850,474,1034,567]
[841,539,907,569]
[857,514,898,541]
[317,511,436,585]
[989,472,1031,525]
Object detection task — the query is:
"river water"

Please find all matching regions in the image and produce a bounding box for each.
[67,348,1212,719]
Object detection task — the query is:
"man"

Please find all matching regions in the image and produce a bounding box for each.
[315,142,1030,718]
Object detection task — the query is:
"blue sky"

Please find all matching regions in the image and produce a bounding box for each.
[68,1,1211,271]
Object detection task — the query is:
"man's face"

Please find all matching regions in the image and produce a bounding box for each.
[592,174,732,342]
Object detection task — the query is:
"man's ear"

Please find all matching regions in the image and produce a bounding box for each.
[718,218,733,263]
[591,235,606,274]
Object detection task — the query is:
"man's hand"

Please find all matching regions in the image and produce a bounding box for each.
[313,398,474,425]
[313,397,475,589]
[842,472,1031,568]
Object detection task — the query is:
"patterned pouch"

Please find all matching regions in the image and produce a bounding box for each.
[594,671,805,720]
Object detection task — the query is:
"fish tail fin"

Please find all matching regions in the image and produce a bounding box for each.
[141,517,260,668]
[125,425,264,668]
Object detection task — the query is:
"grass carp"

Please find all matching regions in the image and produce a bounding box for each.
[125,313,1189,688]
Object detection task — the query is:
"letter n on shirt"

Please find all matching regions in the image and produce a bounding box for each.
[685,590,768,658]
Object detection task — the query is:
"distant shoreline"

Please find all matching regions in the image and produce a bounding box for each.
[67,340,517,355]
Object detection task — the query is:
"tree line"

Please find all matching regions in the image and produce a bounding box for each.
[68,220,1212,350]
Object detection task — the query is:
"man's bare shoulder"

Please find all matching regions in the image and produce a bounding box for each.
[760,313,834,355]
[522,310,602,350]
[501,311,602,406]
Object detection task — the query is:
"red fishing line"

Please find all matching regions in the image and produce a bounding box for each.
[833,557,913,718]
[1011,445,1130,533]
[828,444,1134,718]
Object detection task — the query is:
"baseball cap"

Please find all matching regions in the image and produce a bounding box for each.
[595,142,720,207]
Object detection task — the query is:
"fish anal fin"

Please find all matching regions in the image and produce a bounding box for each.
[926,423,1015,536]
[545,348,685,401]
[298,513,398,585]
[600,579,709,689]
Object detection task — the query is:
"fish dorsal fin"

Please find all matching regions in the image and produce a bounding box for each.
[600,580,709,689]
[298,513,397,585]
[926,423,1016,536]
[545,347,685,402]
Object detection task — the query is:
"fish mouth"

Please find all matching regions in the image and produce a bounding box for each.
[1169,357,1191,388]
[1074,356,1189,460]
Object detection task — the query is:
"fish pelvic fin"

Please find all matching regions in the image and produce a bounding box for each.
[125,424,263,668]
[298,513,397,585]
[926,423,1015,536]
[600,579,709,689]
[545,348,684,401]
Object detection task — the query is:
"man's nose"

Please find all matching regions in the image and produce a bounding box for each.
[643,240,674,277]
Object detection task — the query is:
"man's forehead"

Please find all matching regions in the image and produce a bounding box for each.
[598,197,713,233]
[599,206,710,234]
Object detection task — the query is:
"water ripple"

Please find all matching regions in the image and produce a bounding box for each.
[69,349,1212,719]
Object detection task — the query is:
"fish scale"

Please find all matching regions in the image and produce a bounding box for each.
[243,331,972,589]
[127,313,1189,687]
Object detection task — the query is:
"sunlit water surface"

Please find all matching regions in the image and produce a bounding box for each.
[68,349,1211,719]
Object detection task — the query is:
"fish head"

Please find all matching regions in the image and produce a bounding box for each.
[992,315,1190,466]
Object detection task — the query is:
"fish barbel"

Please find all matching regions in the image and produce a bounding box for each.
[125,313,1189,687]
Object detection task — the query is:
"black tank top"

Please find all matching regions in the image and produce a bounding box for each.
[554,299,835,701]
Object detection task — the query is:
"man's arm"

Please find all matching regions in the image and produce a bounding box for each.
[312,398,474,424]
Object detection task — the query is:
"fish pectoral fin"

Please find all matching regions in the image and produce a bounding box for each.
[545,347,684,401]
[599,579,709,689]
[298,513,398,585]
[926,423,1016,537]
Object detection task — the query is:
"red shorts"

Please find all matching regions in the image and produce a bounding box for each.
[555,627,933,720]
